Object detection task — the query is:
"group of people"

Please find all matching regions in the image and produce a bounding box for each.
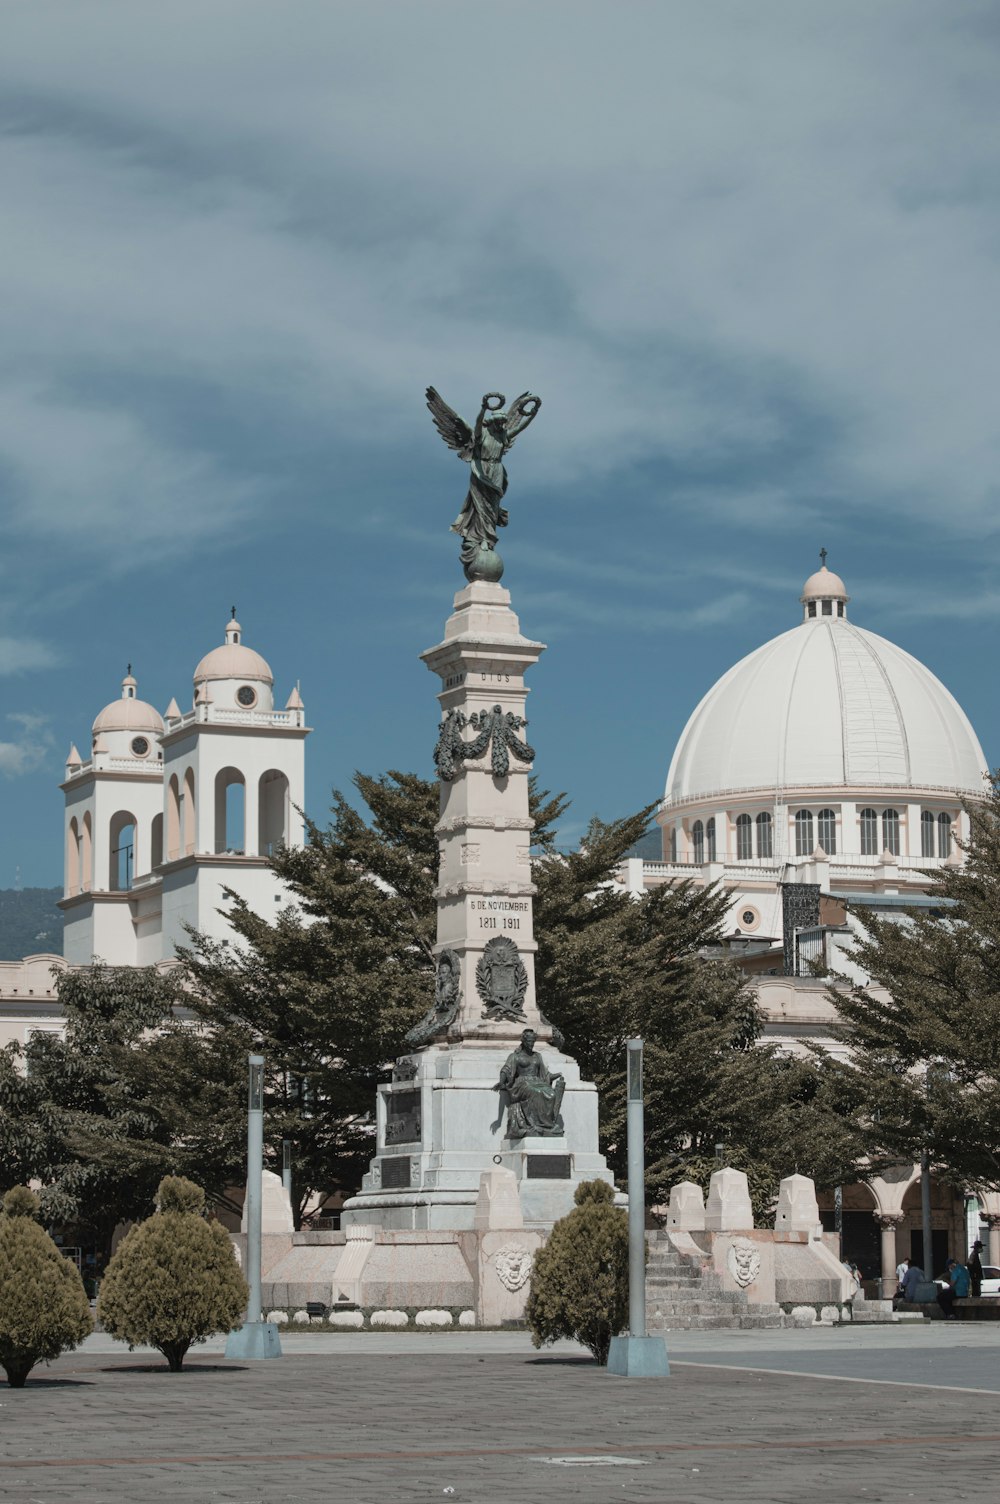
[894,1239,985,1319]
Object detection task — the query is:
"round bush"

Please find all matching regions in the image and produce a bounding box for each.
[0,1186,93,1387]
[97,1176,248,1372]
[525,1178,628,1365]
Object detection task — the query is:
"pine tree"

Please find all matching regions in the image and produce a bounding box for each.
[97,1176,248,1372]
[830,774,1000,1190]
[0,1186,92,1387]
[525,1180,628,1364]
[0,965,183,1250]
[177,772,439,1220]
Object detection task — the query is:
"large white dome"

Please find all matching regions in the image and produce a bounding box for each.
[666,574,987,805]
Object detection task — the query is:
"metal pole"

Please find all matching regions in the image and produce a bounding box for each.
[626,1037,645,1338]
[921,1149,933,1278]
[282,1138,292,1199]
[246,1054,264,1325]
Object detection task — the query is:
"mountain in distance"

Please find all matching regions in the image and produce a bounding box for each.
[0,887,63,961]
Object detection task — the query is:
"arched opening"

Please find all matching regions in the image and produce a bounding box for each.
[938,812,952,858]
[706,817,717,862]
[794,809,814,857]
[817,808,836,856]
[756,811,773,859]
[882,808,900,857]
[921,809,935,858]
[735,813,752,861]
[215,767,246,854]
[183,767,196,855]
[860,807,879,857]
[691,820,704,864]
[151,812,164,870]
[258,770,290,856]
[669,827,678,863]
[167,774,181,861]
[816,1181,880,1281]
[67,817,80,896]
[81,812,92,891]
[109,810,137,892]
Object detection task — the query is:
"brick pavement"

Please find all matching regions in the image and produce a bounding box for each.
[1,1346,998,1503]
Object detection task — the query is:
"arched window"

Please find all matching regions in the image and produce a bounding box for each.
[151,812,164,870]
[736,813,752,860]
[81,812,92,891]
[258,770,290,857]
[817,809,836,856]
[794,809,814,857]
[669,828,678,863]
[109,810,137,892]
[67,817,80,896]
[938,812,952,858]
[167,774,181,861]
[706,817,717,862]
[183,767,196,855]
[921,810,935,858]
[860,807,878,856]
[692,820,704,864]
[215,768,246,854]
[882,808,900,857]
[756,812,773,859]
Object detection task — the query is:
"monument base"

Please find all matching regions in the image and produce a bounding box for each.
[341,1042,616,1232]
[224,1320,282,1361]
[606,1335,670,1378]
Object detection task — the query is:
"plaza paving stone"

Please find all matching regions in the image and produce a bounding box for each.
[2,1328,1000,1502]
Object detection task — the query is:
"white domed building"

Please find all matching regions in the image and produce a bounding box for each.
[617,561,998,1284]
[59,616,309,967]
[626,562,987,985]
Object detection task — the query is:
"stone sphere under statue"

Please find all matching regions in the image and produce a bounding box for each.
[465,544,505,584]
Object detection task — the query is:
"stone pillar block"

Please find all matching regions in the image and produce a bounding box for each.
[774,1174,821,1235]
[241,1168,294,1236]
[705,1168,754,1232]
[474,1167,524,1231]
[667,1181,706,1231]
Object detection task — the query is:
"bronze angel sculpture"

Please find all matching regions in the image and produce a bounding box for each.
[425,387,541,581]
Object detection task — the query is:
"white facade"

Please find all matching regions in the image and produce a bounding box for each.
[59,617,309,966]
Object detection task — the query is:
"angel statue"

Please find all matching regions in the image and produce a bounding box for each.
[425,387,542,582]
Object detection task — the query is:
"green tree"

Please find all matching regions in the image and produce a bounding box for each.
[525,1180,628,1364]
[828,775,1000,1191]
[177,772,439,1223]
[97,1176,248,1372]
[532,806,860,1215]
[0,965,183,1251]
[0,1186,92,1387]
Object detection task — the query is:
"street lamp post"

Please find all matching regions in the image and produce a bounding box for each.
[225,1053,282,1361]
[607,1038,669,1378]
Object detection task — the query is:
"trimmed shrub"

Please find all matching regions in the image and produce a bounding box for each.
[525,1179,628,1365]
[97,1175,248,1372]
[0,1186,93,1387]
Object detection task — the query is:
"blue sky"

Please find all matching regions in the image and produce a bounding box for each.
[3,2,1000,888]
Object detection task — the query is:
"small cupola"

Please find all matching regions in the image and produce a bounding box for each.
[800,551,849,623]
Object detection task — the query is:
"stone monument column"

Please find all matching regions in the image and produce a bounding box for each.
[422,580,549,1044]
[874,1212,904,1294]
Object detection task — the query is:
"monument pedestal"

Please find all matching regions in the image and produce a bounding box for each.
[342,579,616,1238]
[341,1042,613,1231]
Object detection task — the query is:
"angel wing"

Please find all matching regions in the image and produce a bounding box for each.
[426,387,474,461]
[502,392,541,450]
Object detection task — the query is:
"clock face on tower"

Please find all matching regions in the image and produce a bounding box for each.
[236,685,257,708]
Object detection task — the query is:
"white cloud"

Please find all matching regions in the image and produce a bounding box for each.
[0,637,59,675]
[0,712,54,777]
[0,0,999,581]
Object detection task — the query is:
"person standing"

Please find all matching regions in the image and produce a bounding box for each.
[969,1240,984,1299]
[901,1261,924,1303]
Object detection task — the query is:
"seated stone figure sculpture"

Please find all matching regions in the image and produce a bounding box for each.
[493,1028,565,1138]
